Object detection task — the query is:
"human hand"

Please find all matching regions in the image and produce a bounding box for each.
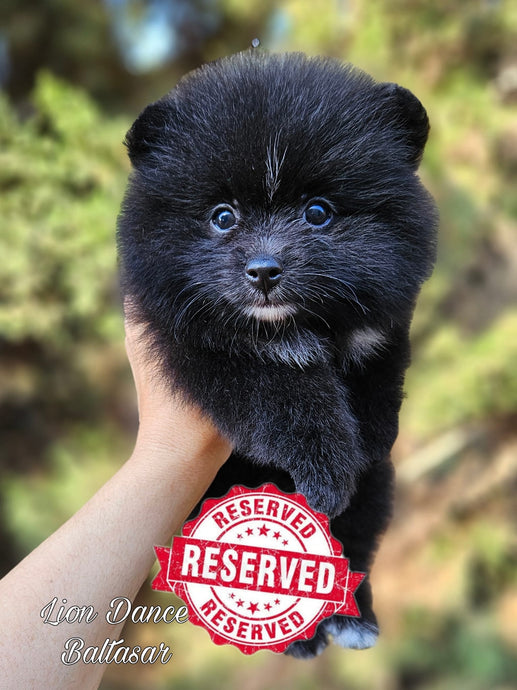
[124,301,232,473]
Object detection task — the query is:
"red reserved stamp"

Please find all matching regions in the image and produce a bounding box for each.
[152,484,365,654]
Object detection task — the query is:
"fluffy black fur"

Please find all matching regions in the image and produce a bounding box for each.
[118,51,438,657]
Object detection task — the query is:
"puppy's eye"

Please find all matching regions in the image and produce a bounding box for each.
[304,201,332,227]
[211,206,237,232]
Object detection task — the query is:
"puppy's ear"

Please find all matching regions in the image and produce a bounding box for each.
[376,83,430,168]
[124,98,173,168]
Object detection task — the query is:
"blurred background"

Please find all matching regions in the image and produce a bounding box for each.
[1,0,516,688]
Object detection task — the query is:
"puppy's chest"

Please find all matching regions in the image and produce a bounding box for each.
[255,326,386,370]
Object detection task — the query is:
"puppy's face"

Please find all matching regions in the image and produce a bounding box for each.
[119,52,436,357]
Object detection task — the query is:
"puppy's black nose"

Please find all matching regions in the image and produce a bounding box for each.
[245,256,283,293]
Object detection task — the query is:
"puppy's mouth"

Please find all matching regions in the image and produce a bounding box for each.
[244,302,297,322]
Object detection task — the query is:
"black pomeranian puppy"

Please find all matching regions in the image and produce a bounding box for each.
[118,51,437,657]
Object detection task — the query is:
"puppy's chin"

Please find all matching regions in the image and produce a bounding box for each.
[245,304,297,322]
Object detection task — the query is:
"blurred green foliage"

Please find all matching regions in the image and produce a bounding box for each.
[0,74,131,557]
[405,313,517,436]
[394,610,517,690]
[1,1,517,689]
[0,73,126,347]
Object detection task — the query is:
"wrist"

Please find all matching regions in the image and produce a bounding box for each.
[131,402,231,475]
[125,428,230,538]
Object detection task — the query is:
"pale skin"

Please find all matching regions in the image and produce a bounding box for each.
[0,315,232,689]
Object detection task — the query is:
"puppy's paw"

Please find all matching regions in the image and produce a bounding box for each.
[300,481,350,518]
[322,614,379,650]
[284,625,329,659]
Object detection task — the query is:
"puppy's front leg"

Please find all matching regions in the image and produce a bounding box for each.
[286,415,364,517]
[175,351,365,517]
